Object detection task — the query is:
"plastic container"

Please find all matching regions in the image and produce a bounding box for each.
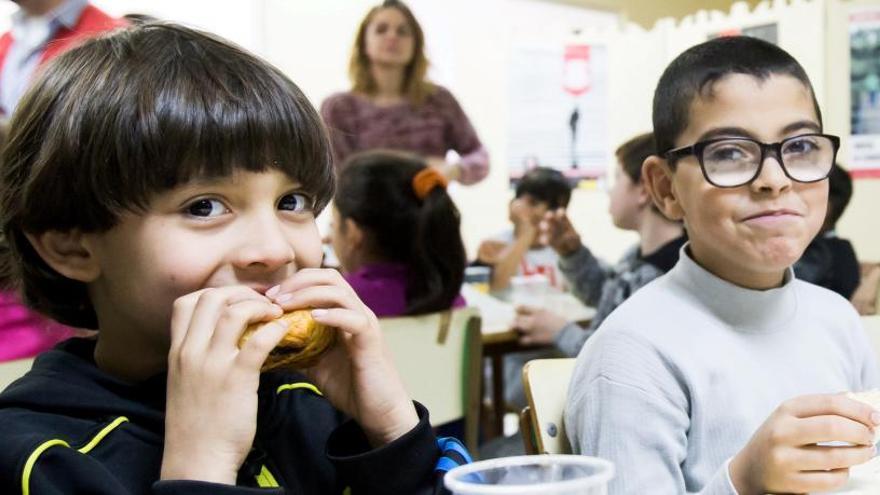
[444,455,614,495]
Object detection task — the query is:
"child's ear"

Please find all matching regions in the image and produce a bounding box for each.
[343,218,365,248]
[25,230,101,282]
[641,156,684,221]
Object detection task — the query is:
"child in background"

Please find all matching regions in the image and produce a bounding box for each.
[0,24,465,494]
[477,167,572,292]
[794,163,860,299]
[331,150,467,317]
[566,36,879,494]
[0,123,75,362]
[514,132,686,355]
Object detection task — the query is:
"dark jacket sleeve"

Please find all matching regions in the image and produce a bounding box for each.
[15,442,281,495]
[327,402,442,495]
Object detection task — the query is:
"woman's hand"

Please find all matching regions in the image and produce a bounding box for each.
[161,287,289,484]
[266,268,419,447]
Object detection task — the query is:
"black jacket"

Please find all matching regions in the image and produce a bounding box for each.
[0,338,454,494]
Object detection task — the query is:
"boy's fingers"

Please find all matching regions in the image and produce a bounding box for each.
[784,394,880,429]
[267,268,353,301]
[273,285,363,314]
[235,319,291,371]
[795,444,875,471]
[310,308,376,344]
[210,299,284,352]
[787,468,850,494]
[176,287,267,355]
[795,415,876,446]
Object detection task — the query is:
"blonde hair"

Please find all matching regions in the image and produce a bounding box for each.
[348,1,434,106]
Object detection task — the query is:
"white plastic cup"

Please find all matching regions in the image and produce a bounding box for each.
[510,274,550,307]
[444,455,615,495]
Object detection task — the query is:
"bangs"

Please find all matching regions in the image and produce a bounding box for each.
[11,23,334,234]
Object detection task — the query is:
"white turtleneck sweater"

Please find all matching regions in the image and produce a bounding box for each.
[565,247,879,494]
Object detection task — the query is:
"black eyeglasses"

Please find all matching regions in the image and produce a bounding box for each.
[664,133,840,188]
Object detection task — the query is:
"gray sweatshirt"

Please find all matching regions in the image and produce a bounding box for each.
[565,247,879,494]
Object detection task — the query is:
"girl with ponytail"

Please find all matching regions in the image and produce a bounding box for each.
[331,150,467,316]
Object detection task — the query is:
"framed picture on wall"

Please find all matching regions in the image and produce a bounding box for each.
[850,7,880,177]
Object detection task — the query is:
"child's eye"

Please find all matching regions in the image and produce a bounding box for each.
[706,144,754,163]
[185,198,228,218]
[783,137,819,155]
[278,193,312,213]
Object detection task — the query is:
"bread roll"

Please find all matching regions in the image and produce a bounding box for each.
[239,309,336,371]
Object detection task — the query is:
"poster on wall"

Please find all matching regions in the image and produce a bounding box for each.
[708,23,778,44]
[850,7,880,177]
[507,41,610,185]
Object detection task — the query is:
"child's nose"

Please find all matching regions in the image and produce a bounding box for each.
[233,217,295,271]
[750,155,792,194]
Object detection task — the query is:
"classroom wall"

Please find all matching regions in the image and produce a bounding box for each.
[12,0,880,262]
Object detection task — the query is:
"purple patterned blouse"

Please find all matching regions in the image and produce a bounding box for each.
[320,85,489,185]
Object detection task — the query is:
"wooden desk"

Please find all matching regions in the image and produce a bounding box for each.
[461,285,595,440]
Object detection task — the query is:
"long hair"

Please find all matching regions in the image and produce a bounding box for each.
[348,1,433,105]
[336,150,466,315]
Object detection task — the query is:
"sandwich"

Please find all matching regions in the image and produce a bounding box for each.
[239,309,336,371]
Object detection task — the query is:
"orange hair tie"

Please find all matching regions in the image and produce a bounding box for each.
[412,167,448,200]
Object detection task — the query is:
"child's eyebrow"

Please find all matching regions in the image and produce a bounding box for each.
[697,120,821,143]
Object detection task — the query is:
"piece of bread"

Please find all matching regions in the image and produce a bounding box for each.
[239,309,336,371]
[848,390,880,443]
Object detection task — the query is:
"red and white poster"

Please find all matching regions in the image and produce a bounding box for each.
[507,40,609,184]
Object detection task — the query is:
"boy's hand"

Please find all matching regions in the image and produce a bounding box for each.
[539,209,581,257]
[267,269,419,447]
[514,305,568,346]
[729,394,879,495]
[161,287,290,485]
[477,239,506,265]
[509,198,538,236]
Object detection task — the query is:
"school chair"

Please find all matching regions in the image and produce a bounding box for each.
[0,357,34,391]
[521,358,576,455]
[379,307,482,454]
[862,315,880,363]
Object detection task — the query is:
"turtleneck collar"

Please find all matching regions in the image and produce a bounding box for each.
[668,244,798,333]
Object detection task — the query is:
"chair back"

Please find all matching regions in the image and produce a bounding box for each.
[522,358,576,454]
[0,357,34,391]
[379,307,482,453]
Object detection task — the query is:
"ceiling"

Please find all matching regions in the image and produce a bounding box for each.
[544,0,765,28]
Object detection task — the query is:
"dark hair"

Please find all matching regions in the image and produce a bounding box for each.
[616,132,655,183]
[0,23,335,328]
[336,150,465,316]
[515,167,572,210]
[653,36,822,158]
[349,1,433,105]
[824,163,853,231]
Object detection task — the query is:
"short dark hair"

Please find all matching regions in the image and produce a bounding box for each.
[336,150,466,316]
[824,163,853,231]
[515,167,572,210]
[653,36,822,158]
[616,132,655,183]
[0,23,335,328]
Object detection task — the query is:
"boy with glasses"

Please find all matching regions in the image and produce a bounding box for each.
[565,36,879,495]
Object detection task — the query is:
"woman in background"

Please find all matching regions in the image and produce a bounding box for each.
[321,0,488,185]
